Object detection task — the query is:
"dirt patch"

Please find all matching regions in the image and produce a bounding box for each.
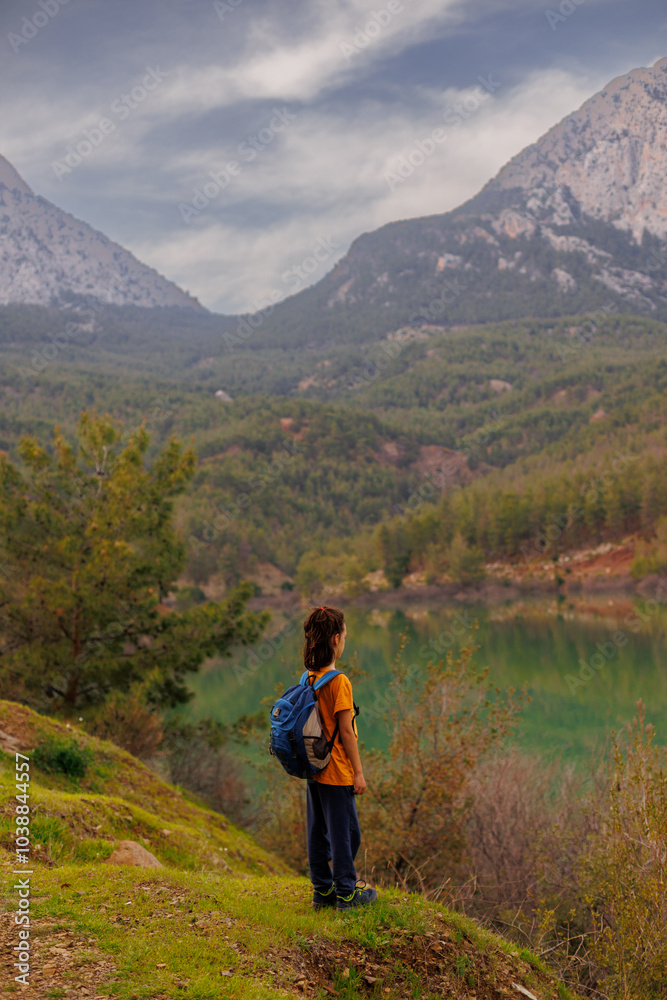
[375,440,403,465]
[415,445,471,485]
[488,539,638,593]
[0,910,116,998]
[296,916,564,999]
[0,703,43,752]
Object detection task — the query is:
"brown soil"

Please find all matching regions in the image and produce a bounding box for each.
[493,538,638,594]
[296,913,565,999]
[0,907,116,998]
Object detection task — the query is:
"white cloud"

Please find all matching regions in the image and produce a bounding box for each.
[150,0,468,113]
[131,65,607,312]
[0,0,651,315]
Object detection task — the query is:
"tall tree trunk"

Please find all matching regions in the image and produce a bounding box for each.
[67,598,81,707]
[64,672,79,706]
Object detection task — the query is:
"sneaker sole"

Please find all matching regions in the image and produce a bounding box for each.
[336,897,378,910]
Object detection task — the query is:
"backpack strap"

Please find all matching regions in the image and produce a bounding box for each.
[299,668,341,690]
[313,669,341,691]
[305,669,343,747]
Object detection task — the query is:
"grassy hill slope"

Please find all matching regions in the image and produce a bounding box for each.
[0,700,578,999]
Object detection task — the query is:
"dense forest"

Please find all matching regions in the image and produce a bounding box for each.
[1,304,666,596]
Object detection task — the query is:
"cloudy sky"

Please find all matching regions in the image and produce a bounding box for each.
[1,0,665,314]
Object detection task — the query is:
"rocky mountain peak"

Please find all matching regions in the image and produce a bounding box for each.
[249,58,667,346]
[485,57,667,240]
[0,153,201,310]
[0,155,32,196]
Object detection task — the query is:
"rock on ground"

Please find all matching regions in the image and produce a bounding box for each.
[104,840,162,868]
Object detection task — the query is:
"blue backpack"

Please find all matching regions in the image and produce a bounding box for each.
[269,670,342,779]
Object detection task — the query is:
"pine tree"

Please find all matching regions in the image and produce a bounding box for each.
[0,412,268,713]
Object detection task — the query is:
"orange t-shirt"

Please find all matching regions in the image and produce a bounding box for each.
[308,668,358,786]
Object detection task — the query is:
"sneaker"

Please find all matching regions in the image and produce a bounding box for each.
[312,884,337,909]
[336,880,378,910]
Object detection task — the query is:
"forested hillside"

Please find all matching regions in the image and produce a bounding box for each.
[1,304,666,597]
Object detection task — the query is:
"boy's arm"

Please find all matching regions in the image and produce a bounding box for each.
[337,710,366,795]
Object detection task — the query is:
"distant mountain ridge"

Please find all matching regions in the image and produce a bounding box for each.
[0,155,202,311]
[487,57,667,241]
[247,57,667,347]
[3,58,667,331]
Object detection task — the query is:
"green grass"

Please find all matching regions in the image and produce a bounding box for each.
[0,701,285,876]
[0,699,582,998]
[0,865,582,999]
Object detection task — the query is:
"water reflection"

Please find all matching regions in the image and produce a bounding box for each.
[183,594,667,764]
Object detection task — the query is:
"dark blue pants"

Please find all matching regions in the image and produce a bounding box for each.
[306,780,361,897]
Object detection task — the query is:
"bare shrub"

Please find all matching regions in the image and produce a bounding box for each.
[85,686,164,760]
[255,777,308,875]
[453,747,605,993]
[581,702,667,1000]
[360,633,522,890]
[164,718,253,828]
[458,748,599,914]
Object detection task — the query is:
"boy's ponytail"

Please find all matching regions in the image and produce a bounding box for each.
[303,605,345,673]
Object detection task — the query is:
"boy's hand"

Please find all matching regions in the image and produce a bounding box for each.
[337,710,365,794]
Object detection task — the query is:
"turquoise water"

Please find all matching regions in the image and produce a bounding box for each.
[183,596,667,764]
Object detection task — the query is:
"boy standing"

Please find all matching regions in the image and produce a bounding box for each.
[303,605,378,910]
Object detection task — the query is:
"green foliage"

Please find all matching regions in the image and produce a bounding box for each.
[630,515,667,578]
[0,412,268,712]
[33,735,93,778]
[376,523,412,588]
[2,308,667,591]
[361,632,522,888]
[447,532,486,585]
[580,704,667,999]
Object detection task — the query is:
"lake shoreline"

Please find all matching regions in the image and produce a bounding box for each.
[248,571,654,615]
[247,538,664,614]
